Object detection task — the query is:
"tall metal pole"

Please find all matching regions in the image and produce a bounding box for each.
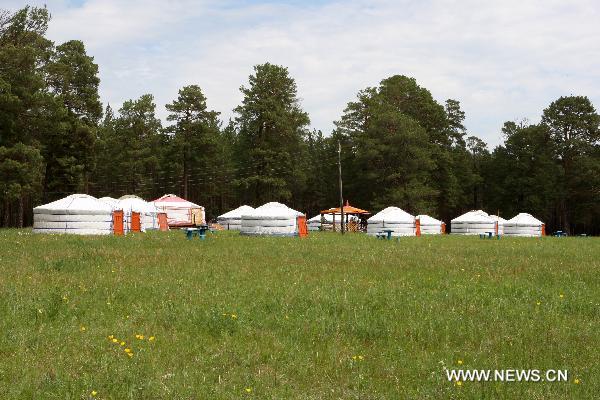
[338,141,345,235]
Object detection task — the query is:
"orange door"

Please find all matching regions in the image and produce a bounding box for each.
[130,212,141,232]
[415,218,421,237]
[113,210,124,236]
[158,213,168,231]
[297,216,308,237]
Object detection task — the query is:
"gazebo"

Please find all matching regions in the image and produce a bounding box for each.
[320,201,370,232]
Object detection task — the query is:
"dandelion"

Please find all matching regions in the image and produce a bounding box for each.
[108,335,114,340]
[91,390,97,397]
[127,352,133,358]
[457,359,463,365]
[231,314,238,319]
[574,378,580,384]
[455,381,462,387]
[560,294,564,299]
[358,355,364,361]
[80,326,86,332]
[149,336,155,341]
[112,338,118,343]
[124,348,132,353]
[120,341,125,346]
[245,388,252,393]
[536,301,541,306]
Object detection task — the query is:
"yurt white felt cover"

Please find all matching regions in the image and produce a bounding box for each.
[489,214,507,235]
[416,214,444,235]
[451,210,496,235]
[99,197,120,210]
[367,207,416,237]
[153,194,204,226]
[118,195,160,232]
[307,213,338,231]
[504,213,544,237]
[33,194,113,235]
[240,202,304,236]
[217,205,255,230]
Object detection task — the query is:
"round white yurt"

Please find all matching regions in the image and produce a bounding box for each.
[489,214,507,235]
[33,194,113,235]
[451,210,496,235]
[307,213,339,231]
[153,194,204,227]
[217,205,255,230]
[504,213,545,237]
[118,195,160,232]
[240,202,304,236]
[99,196,120,210]
[416,214,444,235]
[367,207,416,237]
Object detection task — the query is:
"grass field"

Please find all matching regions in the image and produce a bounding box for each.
[0,229,598,399]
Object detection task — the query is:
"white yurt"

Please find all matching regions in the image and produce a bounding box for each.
[217,205,255,230]
[33,194,113,235]
[451,210,496,235]
[504,213,545,237]
[98,197,120,210]
[489,214,507,235]
[118,195,160,232]
[307,213,339,231]
[240,202,304,236]
[416,214,444,235]
[153,194,204,227]
[367,207,416,237]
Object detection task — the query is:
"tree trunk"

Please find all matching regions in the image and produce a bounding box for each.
[3,199,10,227]
[18,195,24,228]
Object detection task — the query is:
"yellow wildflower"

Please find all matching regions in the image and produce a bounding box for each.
[149,336,155,341]
[231,314,238,319]
[245,388,252,393]
[108,335,114,340]
[120,341,125,346]
[456,380,462,387]
[358,355,364,361]
[124,348,131,353]
[560,294,564,298]
[536,301,541,306]
[127,352,133,358]
[112,338,118,343]
[91,390,97,397]
[80,326,86,332]
[574,378,580,384]
[457,359,463,365]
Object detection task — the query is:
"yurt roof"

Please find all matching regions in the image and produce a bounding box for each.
[99,197,120,209]
[218,205,254,219]
[244,202,304,218]
[506,213,543,226]
[153,194,202,208]
[118,196,159,213]
[489,214,507,223]
[34,194,112,215]
[368,207,415,223]
[451,210,493,223]
[416,214,443,225]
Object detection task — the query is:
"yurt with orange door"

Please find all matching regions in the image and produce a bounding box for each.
[118,195,161,232]
[153,194,204,227]
[240,202,304,236]
[503,213,544,237]
[416,214,444,235]
[33,194,113,235]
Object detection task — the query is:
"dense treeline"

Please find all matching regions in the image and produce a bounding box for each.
[1,7,599,234]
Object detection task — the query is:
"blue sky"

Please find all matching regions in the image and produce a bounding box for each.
[5,0,600,147]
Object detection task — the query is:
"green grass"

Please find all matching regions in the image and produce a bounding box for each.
[0,229,598,399]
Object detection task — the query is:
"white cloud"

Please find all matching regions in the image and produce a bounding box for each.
[5,0,600,147]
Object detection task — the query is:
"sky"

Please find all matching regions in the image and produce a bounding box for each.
[5,0,600,147]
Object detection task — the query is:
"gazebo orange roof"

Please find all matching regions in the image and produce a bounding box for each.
[321,201,370,215]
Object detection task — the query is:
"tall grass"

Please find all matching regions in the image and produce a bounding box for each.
[0,230,598,399]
